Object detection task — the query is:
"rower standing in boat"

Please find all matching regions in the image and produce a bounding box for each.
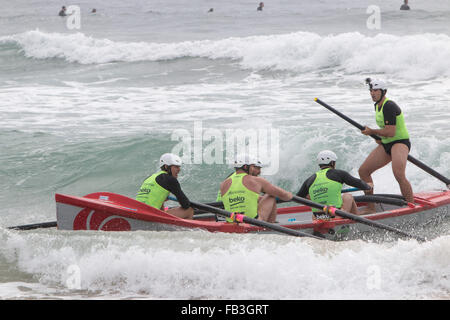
[216,156,263,202]
[136,153,194,219]
[220,154,292,223]
[296,150,372,217]
[359,78,414,213]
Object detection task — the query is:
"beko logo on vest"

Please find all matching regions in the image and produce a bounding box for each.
[229,196,245,204]
[313,187,328,195]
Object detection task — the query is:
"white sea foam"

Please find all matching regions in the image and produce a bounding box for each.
[3,30,450,80]
[1,229,449,299]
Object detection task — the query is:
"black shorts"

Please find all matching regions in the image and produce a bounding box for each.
[382,139,411,155]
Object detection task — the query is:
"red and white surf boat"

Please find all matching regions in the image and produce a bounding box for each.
[55,190,450,240]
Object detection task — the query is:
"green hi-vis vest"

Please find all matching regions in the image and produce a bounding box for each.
[136,171,170,209]
[308,168,343,212]
[375,98,410,144]
[216,172,236,202]
[222,173,259,221]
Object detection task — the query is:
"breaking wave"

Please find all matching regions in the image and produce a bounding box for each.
[2,30,450,79]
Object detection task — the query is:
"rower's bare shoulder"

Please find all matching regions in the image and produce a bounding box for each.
[220,178,231,189]
[248,175,269,186]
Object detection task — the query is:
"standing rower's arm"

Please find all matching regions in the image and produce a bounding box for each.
[361,125,396,137]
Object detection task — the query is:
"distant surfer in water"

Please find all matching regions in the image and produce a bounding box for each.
[136,153,194,219]
[400,0,410,10]
[58,6,67,16]
[359,78,414,213]
[208,8,214,13]
[257,2,264,11]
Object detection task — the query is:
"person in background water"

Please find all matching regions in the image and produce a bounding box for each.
[58,6,67,16]
[359,78,414,213]
[91,8,97,14]
[296,150,372,217]
[136,153,194,219]
[257,2,264,11]
[208,8,214,13]
[400,0,410,10]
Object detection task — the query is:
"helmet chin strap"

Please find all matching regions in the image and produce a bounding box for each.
[376,90,387,105]
[163,165,173,176]
[320,161,336,169]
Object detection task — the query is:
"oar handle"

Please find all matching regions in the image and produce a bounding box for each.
[291,195,426,242]
[315,98,381,140]
[314,98,450,187]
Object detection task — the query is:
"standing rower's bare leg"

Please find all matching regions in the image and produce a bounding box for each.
[391,143,414,203]
[358,145,391,213]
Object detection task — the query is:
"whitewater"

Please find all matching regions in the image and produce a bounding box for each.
[0,0,449,300]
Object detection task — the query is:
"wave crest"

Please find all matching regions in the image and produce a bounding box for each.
[2,30,450,79]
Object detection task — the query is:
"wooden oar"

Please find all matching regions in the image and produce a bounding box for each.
[314,98,450,188]
[291,195,426,242]
[167,196,324,240]
[8,221,57,230]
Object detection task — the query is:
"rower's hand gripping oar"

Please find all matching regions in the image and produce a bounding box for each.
[314,98,450,189]
[168,196,324,240]
[291,195,426,242]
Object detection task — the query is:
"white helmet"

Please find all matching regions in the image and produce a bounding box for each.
[365,78,387,91]
[233,154,263,168]
[248,155,263,168]
[233,154,248,168]
[317,150,337,165]
[160,153,182,167]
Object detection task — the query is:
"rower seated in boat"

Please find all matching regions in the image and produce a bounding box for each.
[136,153,194,219]
[216,156,263,202]
[219,154,292,223]
[296,150,372,218]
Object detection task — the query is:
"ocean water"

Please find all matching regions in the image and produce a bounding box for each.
[0,0,449,300]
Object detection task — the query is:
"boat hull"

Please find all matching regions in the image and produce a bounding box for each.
[55,191,450,240]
